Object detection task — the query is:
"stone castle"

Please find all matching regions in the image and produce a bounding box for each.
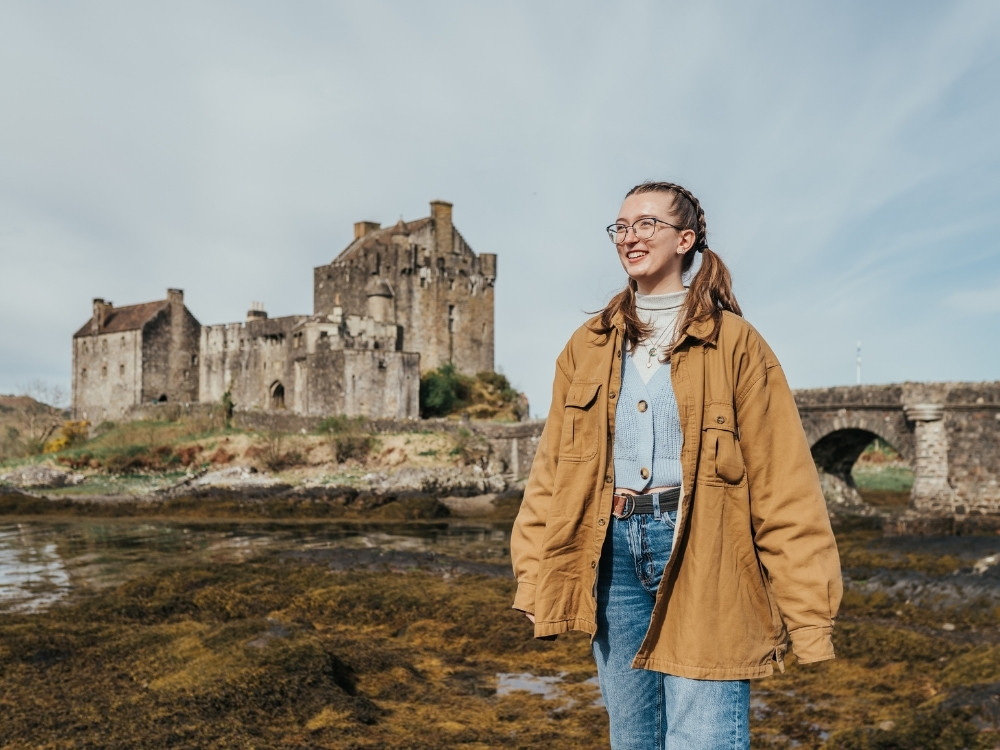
[72,201,496,422]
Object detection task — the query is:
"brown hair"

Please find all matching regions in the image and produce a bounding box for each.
[592,181,742,357]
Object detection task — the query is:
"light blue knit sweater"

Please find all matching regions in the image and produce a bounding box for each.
[613,353,684,491]
[613,289,687,491]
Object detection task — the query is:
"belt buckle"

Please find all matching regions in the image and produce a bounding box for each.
[616,495,636,520]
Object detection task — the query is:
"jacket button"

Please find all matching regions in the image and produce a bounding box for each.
[640,467,650,479]
[605,475,612,484]
[638,400,648,413]
[716,415,726,424]
[591,560,597,569]
[617,349,622,358]
[598,518,605,526]
[609,391,617,399]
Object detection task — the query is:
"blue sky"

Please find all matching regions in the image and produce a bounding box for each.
[2,1,998,417]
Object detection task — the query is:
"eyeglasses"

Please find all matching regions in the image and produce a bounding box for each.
[606,217,684,244]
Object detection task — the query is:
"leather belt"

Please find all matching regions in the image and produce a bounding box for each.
[612,486,681,520]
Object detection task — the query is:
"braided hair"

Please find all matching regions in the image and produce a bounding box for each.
[592,181,742,356]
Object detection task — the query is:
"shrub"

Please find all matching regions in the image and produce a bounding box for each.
[419,363,472,418]
[43,420,91,454]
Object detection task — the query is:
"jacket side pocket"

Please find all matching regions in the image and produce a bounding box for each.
[703,401,745,484]
[558,380,602,462]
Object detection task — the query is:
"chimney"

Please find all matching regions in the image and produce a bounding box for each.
[92,298,111,333]
[354,221,381,240]
[167,288,183,309]
[430,200,453,254]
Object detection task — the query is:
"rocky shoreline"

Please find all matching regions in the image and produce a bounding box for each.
[0,462,523,520]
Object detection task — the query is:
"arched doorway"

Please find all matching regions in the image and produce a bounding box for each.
[270,381,286,410]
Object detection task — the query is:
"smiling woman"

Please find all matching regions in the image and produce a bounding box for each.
[511,180,842,750]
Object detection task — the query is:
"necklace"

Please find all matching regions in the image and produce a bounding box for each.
[642,324,675,368]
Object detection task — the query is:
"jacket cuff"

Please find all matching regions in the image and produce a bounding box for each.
[789,625,836,663]
[512,581,536,614]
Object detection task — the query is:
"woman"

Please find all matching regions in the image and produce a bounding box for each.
[511,181,842,749]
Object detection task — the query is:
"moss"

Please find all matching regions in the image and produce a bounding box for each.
[5,520,1000,747]
[0,555,605,747]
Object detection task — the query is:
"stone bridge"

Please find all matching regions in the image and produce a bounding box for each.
[795,382,1000,515]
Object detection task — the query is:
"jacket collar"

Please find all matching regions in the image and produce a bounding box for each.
[681,316,716,343]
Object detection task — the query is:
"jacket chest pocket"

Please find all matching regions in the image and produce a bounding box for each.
[701,401,746,484]
[558,380,602,462]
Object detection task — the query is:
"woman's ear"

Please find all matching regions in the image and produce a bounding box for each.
[677,228,697,254]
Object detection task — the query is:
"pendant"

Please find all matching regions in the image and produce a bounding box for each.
[647,347,656,368]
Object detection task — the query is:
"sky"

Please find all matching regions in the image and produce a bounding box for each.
[1,0,998,418]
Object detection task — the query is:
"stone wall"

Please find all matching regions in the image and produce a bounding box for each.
[300,349,419,419]
[73,329,144,422]
[942,383,1000,513]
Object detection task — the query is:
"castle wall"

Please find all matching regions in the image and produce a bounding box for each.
[199,316,305,412]
[72,329,143,422]
[300,349,419,418]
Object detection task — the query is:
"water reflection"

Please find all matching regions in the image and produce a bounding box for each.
[0,520,512,613]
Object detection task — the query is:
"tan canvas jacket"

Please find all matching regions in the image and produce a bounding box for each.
[511,311,843,680]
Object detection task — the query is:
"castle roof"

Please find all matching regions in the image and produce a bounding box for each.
[73,300,167,338]
[332,217,433,263]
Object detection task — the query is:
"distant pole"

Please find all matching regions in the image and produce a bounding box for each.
[856,340,862,385]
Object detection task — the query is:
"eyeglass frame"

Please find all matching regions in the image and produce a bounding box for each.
[606,217,686,244]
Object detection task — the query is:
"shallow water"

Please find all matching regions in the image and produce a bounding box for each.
[0,520,512,613]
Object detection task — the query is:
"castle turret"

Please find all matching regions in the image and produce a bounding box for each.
[365,277,394,324]
[246,301,268,322]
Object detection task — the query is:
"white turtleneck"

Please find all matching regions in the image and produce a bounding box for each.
[632,289,688,384]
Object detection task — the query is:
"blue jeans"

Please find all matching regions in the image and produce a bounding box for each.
[592,511,750,750]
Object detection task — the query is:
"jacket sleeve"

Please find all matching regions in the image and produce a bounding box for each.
[735,336,843,664]
[510,351,573,614]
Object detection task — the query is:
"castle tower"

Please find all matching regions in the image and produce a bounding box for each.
[313,200,495,374]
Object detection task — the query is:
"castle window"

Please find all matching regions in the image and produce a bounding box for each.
[119,364,125,376]
[191,354,198,366]
[101,365,107,377]
[183,369,189,379]
[81,368,87,379]
[378,359,387,370]
[120,336,125,348]
[82,342,88,353]
[448,305,456,333]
